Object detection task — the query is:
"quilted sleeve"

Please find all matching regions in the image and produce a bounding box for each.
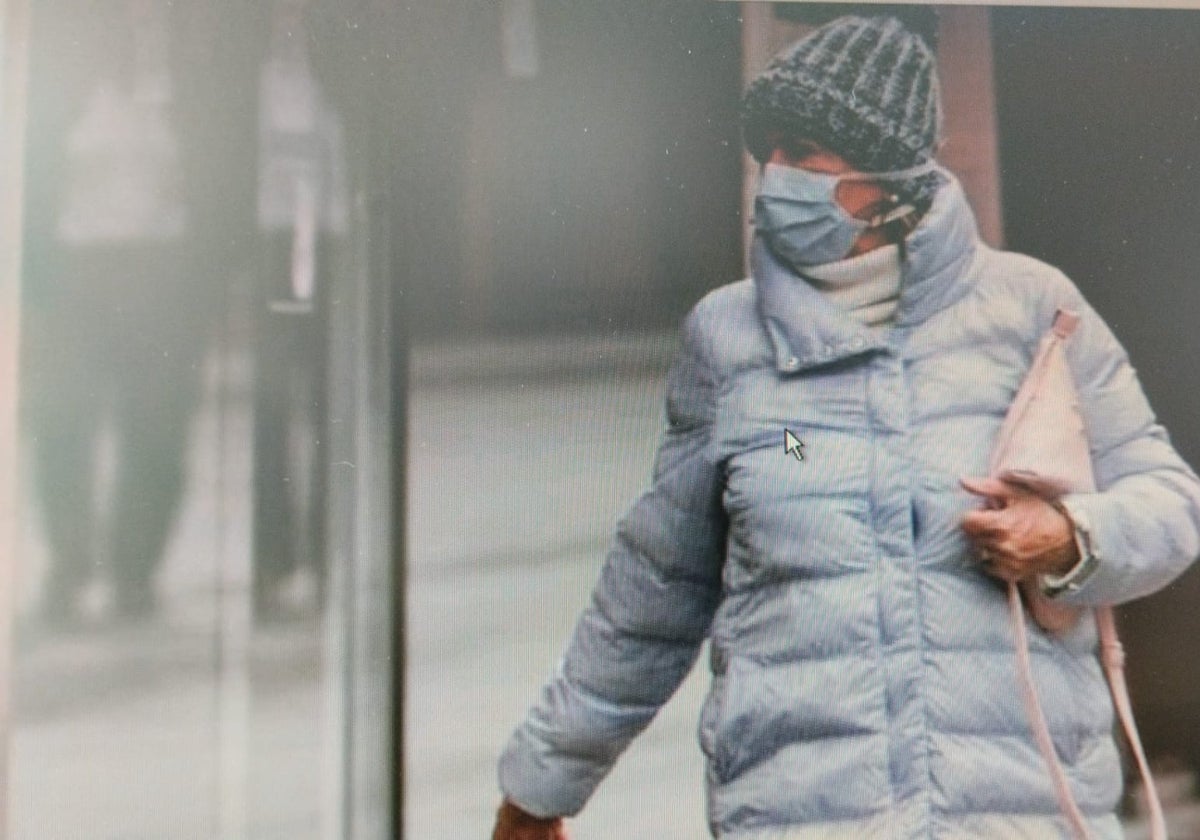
[497,300,728,818]
[1049,278,1200,606]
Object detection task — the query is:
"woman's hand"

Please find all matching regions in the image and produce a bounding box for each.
[959,476,1080,583]
[491,799,568,840]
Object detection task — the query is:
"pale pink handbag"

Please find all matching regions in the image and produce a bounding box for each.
[985,309,1166,840]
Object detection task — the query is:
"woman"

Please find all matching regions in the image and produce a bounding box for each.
[493,14,1200,839]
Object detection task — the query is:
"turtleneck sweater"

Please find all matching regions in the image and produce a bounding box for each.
[800,243,902,333]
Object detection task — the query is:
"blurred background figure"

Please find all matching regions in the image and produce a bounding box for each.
[20,0,217,628]
[252,0,347,621]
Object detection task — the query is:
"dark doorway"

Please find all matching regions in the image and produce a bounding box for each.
[412,1,744,337]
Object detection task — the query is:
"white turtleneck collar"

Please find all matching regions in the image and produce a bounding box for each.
[800,243,902,332]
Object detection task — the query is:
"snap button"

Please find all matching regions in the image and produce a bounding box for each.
[785,356,799,369]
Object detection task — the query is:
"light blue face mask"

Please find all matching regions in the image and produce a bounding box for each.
[754,161,938,267]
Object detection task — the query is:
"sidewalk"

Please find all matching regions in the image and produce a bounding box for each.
[10,337,332,840]
[10,326,684,840]
[11,326,1200,839]
[409,326,679,387]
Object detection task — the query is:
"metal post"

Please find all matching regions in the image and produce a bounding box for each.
[360,10,407,834]
[309,3,407,835]
[0,0,29,836]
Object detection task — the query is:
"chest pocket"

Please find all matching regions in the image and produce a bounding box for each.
[716,368,874,586]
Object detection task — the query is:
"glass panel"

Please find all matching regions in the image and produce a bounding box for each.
[10,2,394,838]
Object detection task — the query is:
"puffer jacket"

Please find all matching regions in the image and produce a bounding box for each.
[498,171,1200,839]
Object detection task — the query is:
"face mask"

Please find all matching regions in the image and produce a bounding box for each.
[754,160,938,267]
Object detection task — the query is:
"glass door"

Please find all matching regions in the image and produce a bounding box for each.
[7,2,401,837]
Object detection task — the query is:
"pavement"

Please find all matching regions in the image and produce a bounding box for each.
[10,326,1200,840]
[404,332,708,839]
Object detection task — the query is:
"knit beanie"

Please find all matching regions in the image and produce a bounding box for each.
[742,14,944,204]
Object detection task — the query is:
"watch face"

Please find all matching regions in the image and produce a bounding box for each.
[1043,552,1099,598]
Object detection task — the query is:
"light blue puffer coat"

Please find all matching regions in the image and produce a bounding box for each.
[498,172,1200,839]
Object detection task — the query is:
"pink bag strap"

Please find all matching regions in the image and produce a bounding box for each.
[1005,309,1166,839]
[1008,584,1092,839]
[1096,606,1168,839]
[1011,595,1167,839]
[1052,308,1081,339]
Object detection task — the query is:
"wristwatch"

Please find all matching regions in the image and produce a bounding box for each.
[1040,499,1100,598]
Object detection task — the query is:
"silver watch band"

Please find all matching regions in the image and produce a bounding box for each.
[1041,499,1100,598]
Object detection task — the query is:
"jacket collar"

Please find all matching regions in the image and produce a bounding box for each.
[753,167,980,374]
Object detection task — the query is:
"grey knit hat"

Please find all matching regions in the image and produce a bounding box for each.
[742,14,944,203]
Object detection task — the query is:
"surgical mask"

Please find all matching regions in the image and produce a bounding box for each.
[754,160,938,267]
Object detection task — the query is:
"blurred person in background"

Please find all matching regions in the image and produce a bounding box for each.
[251,0,347,621]
[492,12,1200,839]
[22,0,219,628]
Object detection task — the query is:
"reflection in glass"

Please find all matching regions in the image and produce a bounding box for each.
[12,1,389,837]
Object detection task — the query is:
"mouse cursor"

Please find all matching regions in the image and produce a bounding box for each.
[784,429,805,461]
